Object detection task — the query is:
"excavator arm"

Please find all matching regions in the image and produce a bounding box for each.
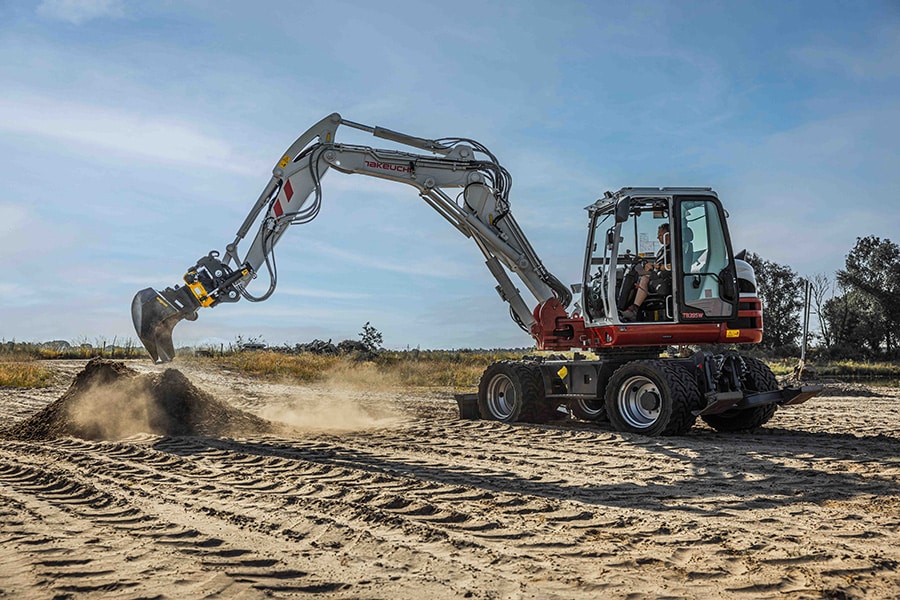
[132,113,571,362]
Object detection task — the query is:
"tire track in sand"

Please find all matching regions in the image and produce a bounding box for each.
[2,360,899,599]
[0,455,352,598]
[0,440,533,598]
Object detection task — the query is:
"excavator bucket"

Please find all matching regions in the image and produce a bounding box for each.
[131,287,189,363]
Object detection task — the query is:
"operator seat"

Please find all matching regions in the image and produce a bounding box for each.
[682,226,694,270]
[632,228,679,321]
[640,268,673,322]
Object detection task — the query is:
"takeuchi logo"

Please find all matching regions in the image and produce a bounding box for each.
[365,160,410,173]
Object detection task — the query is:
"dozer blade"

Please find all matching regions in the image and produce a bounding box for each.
[131,287,191,363]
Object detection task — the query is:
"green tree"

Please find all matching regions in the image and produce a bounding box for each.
[821,286,886,359]
[745,252,802,355]
[359,322,383,354]
[836,236,900,357]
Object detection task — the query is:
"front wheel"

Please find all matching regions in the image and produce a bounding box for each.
[605,360,701,436]
[701,356,779,432]
[478,361,553,424]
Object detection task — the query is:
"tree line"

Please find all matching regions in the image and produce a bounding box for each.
[746,235,900,360]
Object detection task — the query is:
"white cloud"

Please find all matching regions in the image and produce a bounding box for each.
[36,0,125,25]
[712,105,900,275]
[0,92,265,175]
[0,204,28,234]
[0,203,79,265]
[0,282,35,303]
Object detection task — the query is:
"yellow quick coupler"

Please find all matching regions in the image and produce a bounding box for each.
[186,279,215,307]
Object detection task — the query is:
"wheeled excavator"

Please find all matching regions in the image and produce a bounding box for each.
[132,113,821,436]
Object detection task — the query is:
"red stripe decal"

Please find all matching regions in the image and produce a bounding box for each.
[274,200,283,217]
[284,179,294,201]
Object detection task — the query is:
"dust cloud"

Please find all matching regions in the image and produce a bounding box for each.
[2,358,405,441]
[66,378,162,440]
[260,363,402,431]
[3,359,276,441]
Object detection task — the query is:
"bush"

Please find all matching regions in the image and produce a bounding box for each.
[0,361,54,388]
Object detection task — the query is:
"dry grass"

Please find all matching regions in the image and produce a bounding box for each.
[205,351,343,383]
[769,358,900,385]
[375,350,524,388]
[768,358,900,375]
[0,361,54,388]
[0,340,144,360]
[816,360,900,377]
[209,351,900,389]
[190,349,525,389]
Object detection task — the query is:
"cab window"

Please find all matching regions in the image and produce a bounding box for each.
[679,199,734,319]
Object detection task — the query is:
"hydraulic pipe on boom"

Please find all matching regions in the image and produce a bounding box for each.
[132,113,571,362]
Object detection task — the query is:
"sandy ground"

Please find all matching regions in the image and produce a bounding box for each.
[1,359,898,599]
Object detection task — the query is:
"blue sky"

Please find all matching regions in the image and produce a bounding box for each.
[1,0,898,350]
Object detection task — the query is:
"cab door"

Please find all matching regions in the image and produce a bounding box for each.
[676,196,738,321]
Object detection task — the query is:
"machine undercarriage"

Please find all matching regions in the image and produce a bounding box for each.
[459,349,820,436]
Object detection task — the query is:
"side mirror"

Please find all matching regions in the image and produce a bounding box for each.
[719,268,737,302]
[615,198,630,223]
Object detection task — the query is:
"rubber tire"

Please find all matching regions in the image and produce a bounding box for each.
[478,361,554,424]
[701,356,779,432]
[571,397,608,422]
[605,360,702,436]
[570,366,611,423]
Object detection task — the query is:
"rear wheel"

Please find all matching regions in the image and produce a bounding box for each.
[571,397,608,422]
[478,361,553,424]
[605,360,701,436]
[701,356,779,432]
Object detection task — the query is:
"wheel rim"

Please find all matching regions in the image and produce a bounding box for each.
[616,375,662,429]
[575,398,604,418]
[485,373,517,420]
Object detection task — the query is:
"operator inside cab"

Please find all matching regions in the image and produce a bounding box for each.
[619,223,671,322]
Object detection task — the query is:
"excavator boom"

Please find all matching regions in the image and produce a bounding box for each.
[132,113,569,362]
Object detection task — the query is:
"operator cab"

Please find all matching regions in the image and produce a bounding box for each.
[582,188,739,326]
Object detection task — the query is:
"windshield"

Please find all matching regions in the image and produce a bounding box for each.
[584,202,671,323]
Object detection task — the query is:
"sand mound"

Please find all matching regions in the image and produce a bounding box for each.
[3,358,277,440]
